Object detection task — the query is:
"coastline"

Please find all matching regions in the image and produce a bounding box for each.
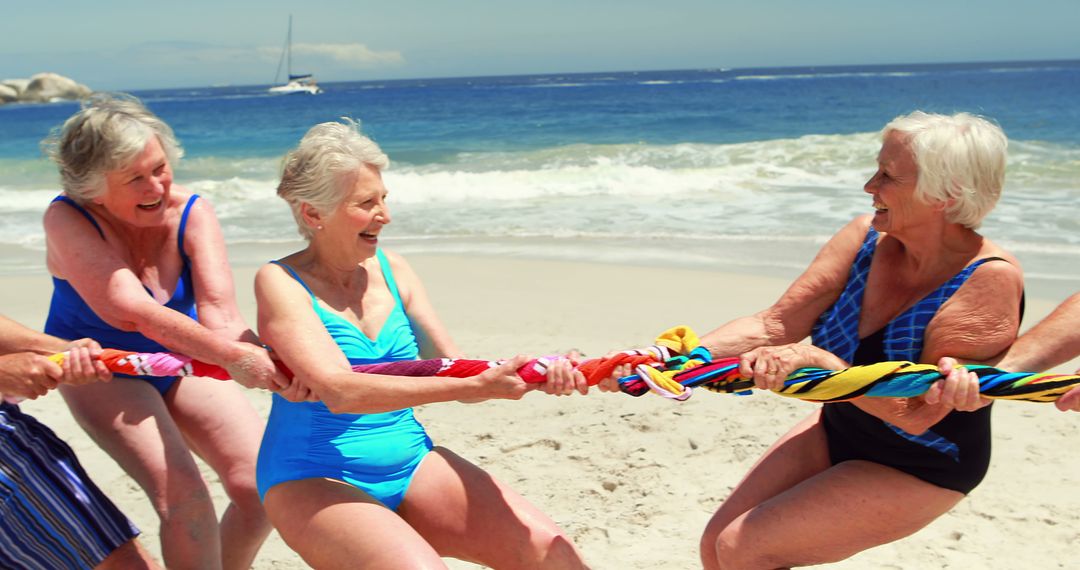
[12,252,1080,569]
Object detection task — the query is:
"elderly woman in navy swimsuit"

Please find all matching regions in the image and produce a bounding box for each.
[255,119,589,568]
[42,95,291,569]
[693,111,1023,568]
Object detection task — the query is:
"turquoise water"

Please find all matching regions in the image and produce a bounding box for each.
[2,61,1079,290]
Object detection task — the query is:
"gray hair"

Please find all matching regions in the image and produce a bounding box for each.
[277,118,389,240]
[42,93,183,203]
[883,111,1007,229]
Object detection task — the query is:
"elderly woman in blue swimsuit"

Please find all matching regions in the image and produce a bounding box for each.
[42,94,291,569]
[255,119,590,569]
[691,111,1024,569]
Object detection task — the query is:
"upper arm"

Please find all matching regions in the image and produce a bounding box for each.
[767,218,869,335]
[700,216,870,355]
[43,201,158,331]
[922,259,1024,364]
[254,264,353,389]
[181,196,248,335]
[383,250,462,359]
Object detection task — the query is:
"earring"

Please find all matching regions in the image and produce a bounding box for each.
[317,225,323,230]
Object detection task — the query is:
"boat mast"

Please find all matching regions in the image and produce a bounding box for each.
[272,15,292,84]
[286,14,293,78]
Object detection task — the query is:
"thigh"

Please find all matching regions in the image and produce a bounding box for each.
[165,378,264,481]
[58,380,203,498]
[264,478,445,570]
[398,447,572,568]
[725,460,964,567]
[705,408,832,537]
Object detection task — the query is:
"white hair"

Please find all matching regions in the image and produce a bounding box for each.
[277,118,389,240]
[883,111,1007,229]
[42,93,183,203]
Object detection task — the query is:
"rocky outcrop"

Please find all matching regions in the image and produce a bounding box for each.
[0,84,18,103]
[0,73,91,105]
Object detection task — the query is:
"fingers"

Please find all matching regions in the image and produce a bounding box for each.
[937,356,958,376]
[1056,386,1080,412]
[926,365,990,412]
[542,358,585,396]
[741,348,788,391]
[923,380,944,405]
[597,376,621,392]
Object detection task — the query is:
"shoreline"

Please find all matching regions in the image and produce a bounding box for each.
[11,253,1080,569]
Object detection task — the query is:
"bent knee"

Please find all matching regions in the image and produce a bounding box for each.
[530,529,585,569]
[219,472,265,514]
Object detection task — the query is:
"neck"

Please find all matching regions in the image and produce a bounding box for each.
[888,222,982,275]
[296,239,372,288]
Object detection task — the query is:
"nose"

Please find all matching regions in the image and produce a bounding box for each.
[863,172,879,194]
[374,200,391,225]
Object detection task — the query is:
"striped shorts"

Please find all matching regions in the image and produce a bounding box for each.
[0,402,139,570]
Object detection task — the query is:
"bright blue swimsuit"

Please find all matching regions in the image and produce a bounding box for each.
[255,250,434,509]
[44,195,201,395]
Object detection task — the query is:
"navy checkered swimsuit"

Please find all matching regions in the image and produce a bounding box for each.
[812,226,1017,494]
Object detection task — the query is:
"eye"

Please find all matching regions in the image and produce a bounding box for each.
[153,164,166,176]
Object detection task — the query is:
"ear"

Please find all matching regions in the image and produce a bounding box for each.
[299,202,324,231]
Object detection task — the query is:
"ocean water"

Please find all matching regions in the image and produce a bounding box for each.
[2,61,1080,295]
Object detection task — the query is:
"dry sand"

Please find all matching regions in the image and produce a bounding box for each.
[11,252,1080,569]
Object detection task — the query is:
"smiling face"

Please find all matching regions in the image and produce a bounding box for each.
[317,164,392,259]
[99,136,173,227]
[863,130,938,235]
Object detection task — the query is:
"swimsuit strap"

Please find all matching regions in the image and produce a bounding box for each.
[51,195,105,239]
[269,260,317,299]
[883,256,1014,362]
[177,194,201,267]
[375,249,406,313]
[811,226,879,362]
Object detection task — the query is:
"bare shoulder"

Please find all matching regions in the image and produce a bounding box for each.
[176,187,221,227]
[923,241,1024,362]
[380,248,420,283]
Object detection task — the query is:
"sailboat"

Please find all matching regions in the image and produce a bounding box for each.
[269,15,322,95]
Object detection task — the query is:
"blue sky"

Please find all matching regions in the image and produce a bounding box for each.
[3,0,1079,90]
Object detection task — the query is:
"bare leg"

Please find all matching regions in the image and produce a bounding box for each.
[400,447,588,570]
[168,378,271,570]
[701,409,964,570]
[264,478,447,569]
[60,380,222,570]
[96,538,162,570]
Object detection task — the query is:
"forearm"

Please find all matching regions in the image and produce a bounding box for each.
[194,298,258,343]
[847,397,948,435]
[700,312,791,358]
[999,293,1080,372]
[129,306,248,365]
[0,316,67,356]
[318,372,480,414]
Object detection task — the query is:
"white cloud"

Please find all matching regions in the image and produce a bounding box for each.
[292,43,405,67]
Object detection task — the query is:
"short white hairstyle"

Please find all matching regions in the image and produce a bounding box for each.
[42,93,183,203]
[883,111,1007,229]
[277,118,389,240]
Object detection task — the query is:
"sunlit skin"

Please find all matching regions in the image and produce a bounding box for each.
[864,130,938,237]
[97,136,174,228]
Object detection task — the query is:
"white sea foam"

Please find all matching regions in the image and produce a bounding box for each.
[4,133,1080,280]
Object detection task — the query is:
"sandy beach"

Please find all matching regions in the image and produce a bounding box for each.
[11,251,1080,569]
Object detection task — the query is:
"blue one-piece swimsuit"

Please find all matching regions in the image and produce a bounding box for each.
[255,251,434,510]
[44,195,201,395]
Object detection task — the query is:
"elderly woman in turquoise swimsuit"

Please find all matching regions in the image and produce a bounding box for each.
[688,111,1024,569]
[255,119,590,569]
[42,94,292,569]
